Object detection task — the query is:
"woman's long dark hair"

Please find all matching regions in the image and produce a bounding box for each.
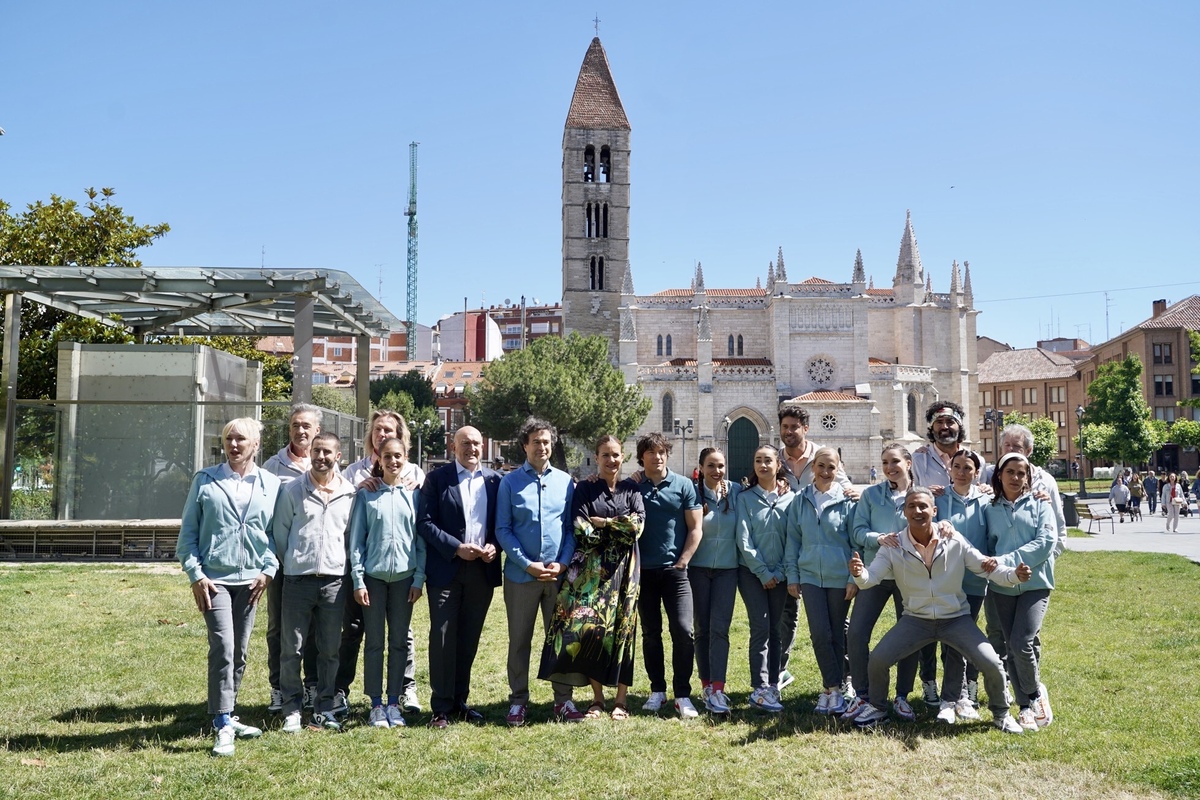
[696,447,731,514]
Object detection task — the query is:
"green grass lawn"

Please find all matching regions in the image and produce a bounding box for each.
[2,552,1198,799]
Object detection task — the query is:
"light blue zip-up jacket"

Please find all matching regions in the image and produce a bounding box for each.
[935,486,991,597]
[984,492,1056,595]
[348,483,426,590]
[272,472,357,577]
[177,464,281,585]
[785,483,855,588]
[692,480,741,570]
[736,485,794,586]
[851,480,907,566]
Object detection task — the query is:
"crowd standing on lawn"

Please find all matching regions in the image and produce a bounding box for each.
[178,402,1066,756]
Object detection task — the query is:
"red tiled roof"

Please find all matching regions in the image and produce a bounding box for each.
[713,358,772,366]
[868,357,891,365]
[666,358,697,367]
[792,391,865,402]
[565,38,630,130]
[866,288,894,296]
[1133,295,1200,330]
[978,348,1079,383]
[799,276,834,285]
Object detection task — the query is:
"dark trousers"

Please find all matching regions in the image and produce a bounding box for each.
[638,566,695,698]
[940,592,985,699]
[280,574,347,715]
[336,595,417,697]
[427,560,495,715]
[847,579,919,700]
[267,575,317,689]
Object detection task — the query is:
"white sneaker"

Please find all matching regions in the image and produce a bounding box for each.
[1035,683,1053,727]
[368,705,389,729]
[923,680,940,708]
[212,725,236,757]
[703,686,730,714]
[955,698,981,721]
[749,686,783,713]
[936,700,956,724]
[827,688,847,715]
[815,689,831,714]
[853,702,888,728]
[994,712,1024,734]
[892,696,916,722]
[778,670,795,690]
[1017,706,1038,731]
[227,717,262,738]
[384,704,405,728]
[642,691,668,712]
[674,697,699,719]
[841,695,868,720]
[403,685,422,714]
[842,677,856,701]
[282,711,303,734]
[268,688,284,714]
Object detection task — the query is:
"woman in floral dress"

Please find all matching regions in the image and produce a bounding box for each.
[540,435,645,720]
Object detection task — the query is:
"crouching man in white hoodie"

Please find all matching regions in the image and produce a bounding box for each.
[849,485,1031,734]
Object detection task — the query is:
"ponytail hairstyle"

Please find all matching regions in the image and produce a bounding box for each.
[697,447,732,513]
[881,442,915,488]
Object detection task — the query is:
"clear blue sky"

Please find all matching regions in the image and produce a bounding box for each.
[3,1,1197,349]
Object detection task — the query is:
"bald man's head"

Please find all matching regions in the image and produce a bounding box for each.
[454,426,484,471]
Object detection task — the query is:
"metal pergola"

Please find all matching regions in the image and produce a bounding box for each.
[0,266,404,518]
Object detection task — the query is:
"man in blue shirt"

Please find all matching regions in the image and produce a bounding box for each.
[635,432,703,718]
[495,417,581,726]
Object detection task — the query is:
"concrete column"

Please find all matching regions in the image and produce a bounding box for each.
[1,292,22,519]
[293,294,314,404]
[356,334,371,419]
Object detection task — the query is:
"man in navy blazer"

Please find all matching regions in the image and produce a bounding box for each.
[417,425,502,728]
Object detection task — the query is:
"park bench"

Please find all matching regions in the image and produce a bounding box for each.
[1078,502,1116,534]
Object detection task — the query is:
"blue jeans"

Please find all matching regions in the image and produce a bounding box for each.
[737,566,788,689]
[689,567,738,685]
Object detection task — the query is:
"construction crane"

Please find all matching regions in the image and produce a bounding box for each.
[403,142,419,352]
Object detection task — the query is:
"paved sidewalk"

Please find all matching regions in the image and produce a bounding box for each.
[1066,504,1200,563]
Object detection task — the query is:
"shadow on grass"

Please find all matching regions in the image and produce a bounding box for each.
[2,702,228,753]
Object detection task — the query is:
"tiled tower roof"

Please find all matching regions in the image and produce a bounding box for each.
[565,38,630,130]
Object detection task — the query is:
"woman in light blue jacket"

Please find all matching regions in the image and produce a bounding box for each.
[348,438,427,729]
[985,452,1056,732]
[736,445,793,713]
[690,447,741,715]
[785,446,856,715]
[176,417,280,757]
[844,443,920,721]
[934,449,990,721]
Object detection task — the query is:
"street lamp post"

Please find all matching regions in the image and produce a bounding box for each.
[984,408,1004,462]
[1076,404,1087,499]
[674,417,694,476]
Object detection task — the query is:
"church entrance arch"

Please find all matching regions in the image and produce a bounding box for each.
[727,418,760,486]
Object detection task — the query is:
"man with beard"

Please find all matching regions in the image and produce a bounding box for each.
[912,402,977,494]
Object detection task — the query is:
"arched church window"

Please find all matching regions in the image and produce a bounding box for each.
[661,392,674,432]
[657,335,663,357]
[584,203,592,237]
[602,203,608,238]
[727,335,734,356]
[907,394,918,433]
[737,335,744,356]
[600,145,611,183]
[666,334,673,357]
[583,145,595,183]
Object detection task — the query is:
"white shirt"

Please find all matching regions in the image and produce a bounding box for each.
[457,461,488,547]
[218,461,259,522]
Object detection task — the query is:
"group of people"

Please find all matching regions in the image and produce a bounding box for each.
[1110,468,1194,531]
[176,399,1062,756]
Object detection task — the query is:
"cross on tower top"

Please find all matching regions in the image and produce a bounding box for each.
[593,14,601,36]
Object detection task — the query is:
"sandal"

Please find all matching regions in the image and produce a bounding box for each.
[611,703,629,721]
[585,701,605,720]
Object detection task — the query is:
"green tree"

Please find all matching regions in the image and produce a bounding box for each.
[376,389,445,464]
[0,188,170,400]
[1076,422,1116,463]
[1169,418,1200,448]
[1002,412,1058,467]
[466,333,651,470]
[370,370,435,409]
[1083,354,1159,466]
[311,384,357,416]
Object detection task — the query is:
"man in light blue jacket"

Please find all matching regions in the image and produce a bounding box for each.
[495,417,578,726]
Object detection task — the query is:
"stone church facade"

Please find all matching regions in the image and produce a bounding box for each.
[561,38,979,482]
